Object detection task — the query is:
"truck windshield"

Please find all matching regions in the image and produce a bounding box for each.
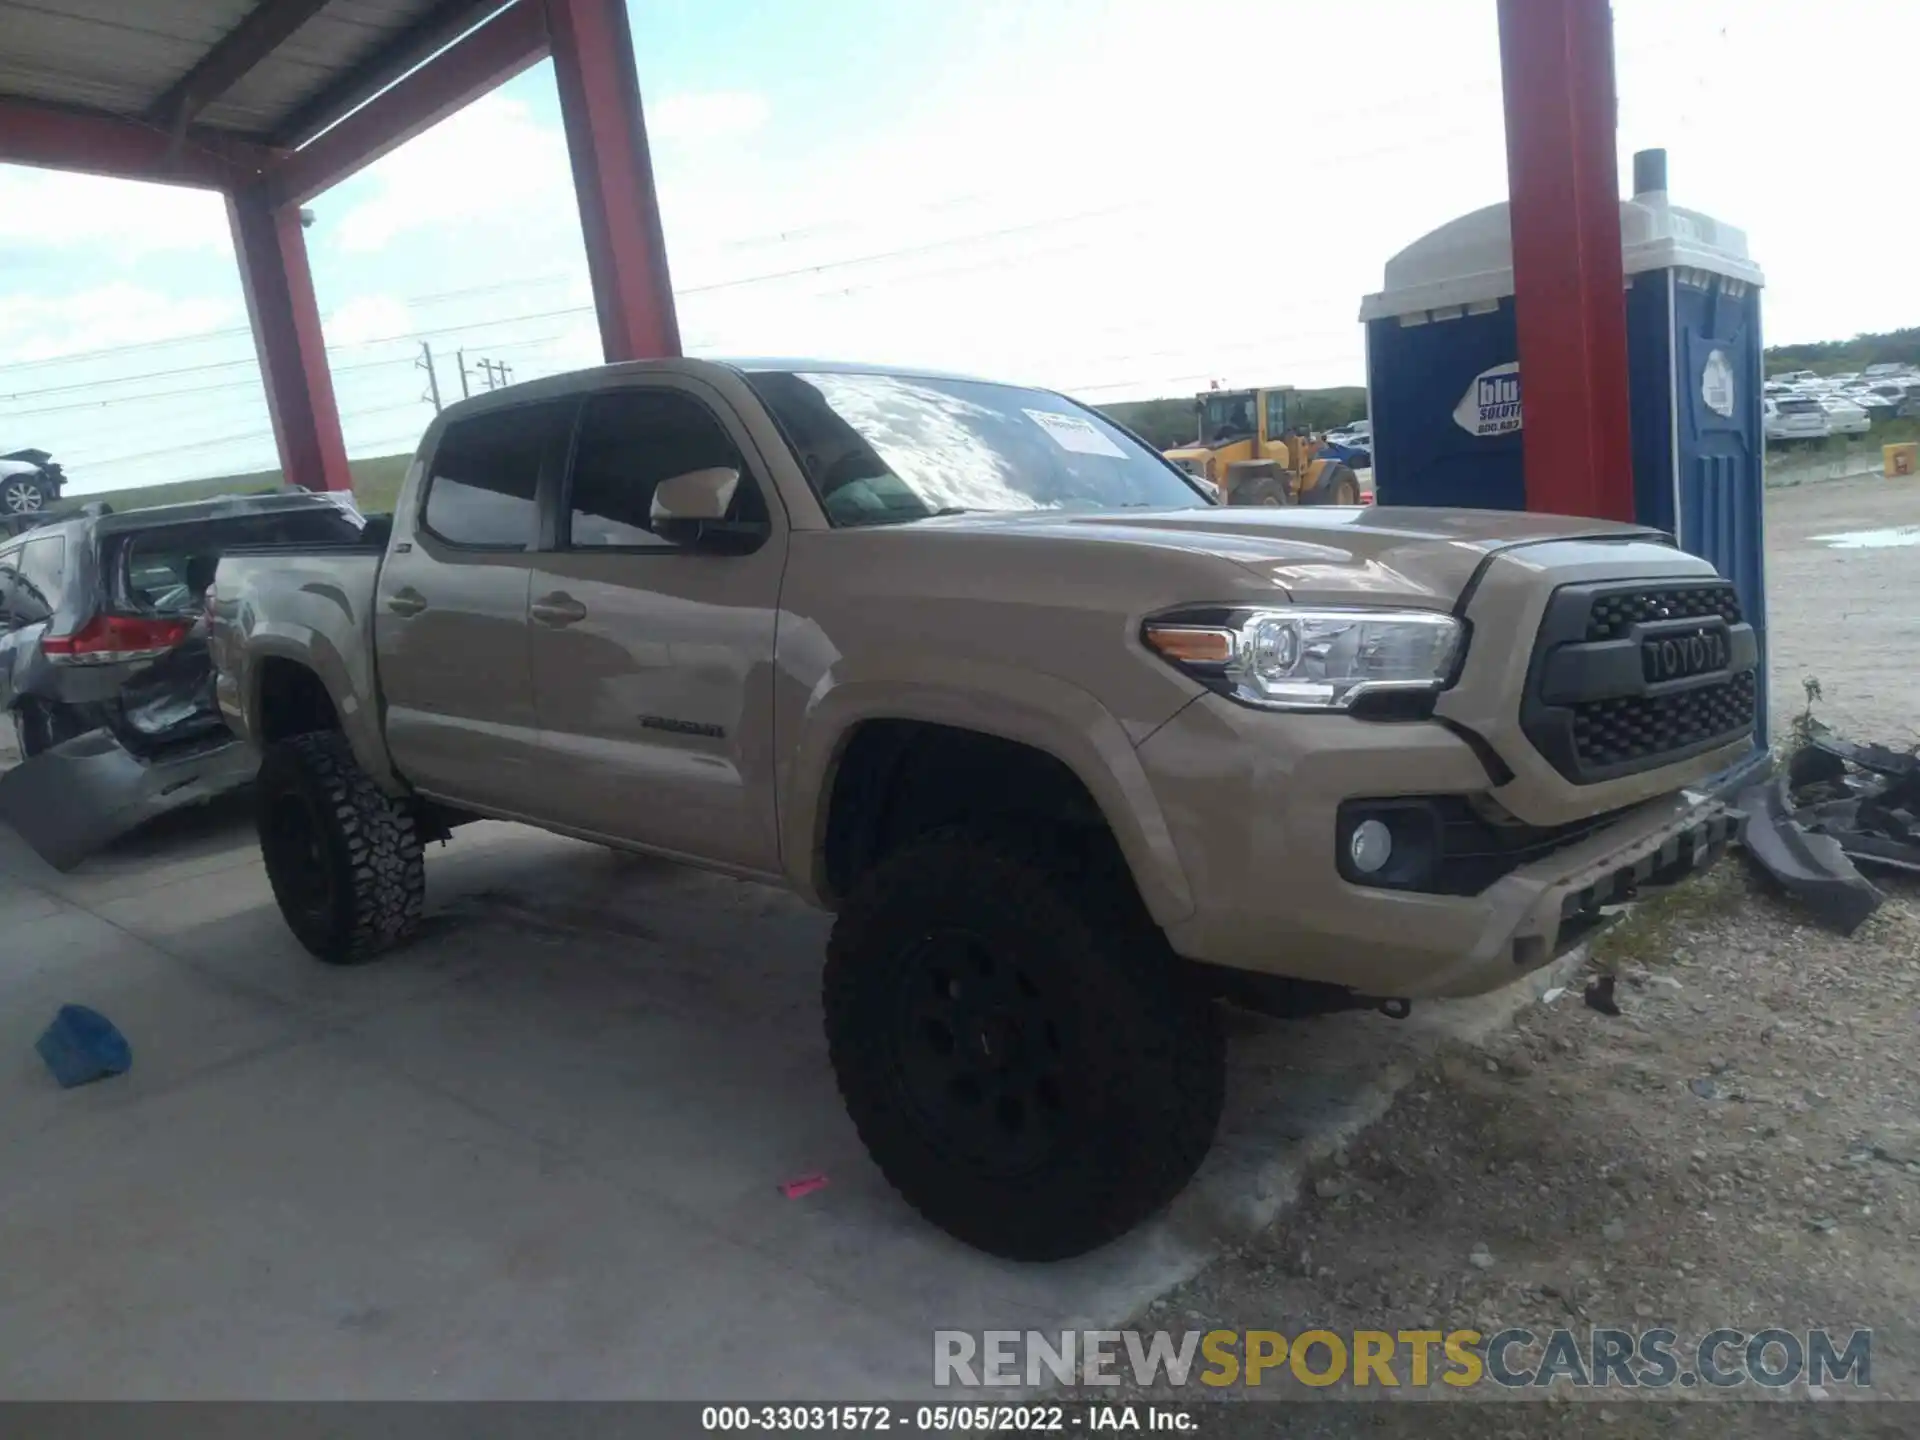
[747,370,1211,528]
[1200,390,1258,444]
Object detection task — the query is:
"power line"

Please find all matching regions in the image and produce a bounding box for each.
[72,398,432,471]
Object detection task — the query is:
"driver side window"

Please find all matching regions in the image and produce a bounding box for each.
[564,389,766,549]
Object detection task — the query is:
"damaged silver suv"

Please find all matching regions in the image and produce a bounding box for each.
[0,490,368,867]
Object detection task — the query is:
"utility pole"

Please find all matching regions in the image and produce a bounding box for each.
[416,340,442,412]
[466,357,513,391]
[456,348,471,399]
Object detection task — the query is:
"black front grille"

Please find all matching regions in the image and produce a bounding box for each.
[1570,671,1756,771]
[1585,584,1742,641]
[1432,797,1630,895]
[1523,580,1759,784]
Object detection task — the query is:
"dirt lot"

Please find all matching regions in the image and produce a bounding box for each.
[1089,476,1920,1429]
[1766,475,1920,746]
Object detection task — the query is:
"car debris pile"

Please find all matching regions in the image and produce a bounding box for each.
[1736,722,1920,934]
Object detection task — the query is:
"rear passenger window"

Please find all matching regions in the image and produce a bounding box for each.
[565,389,765,548]
[422,401,573,548]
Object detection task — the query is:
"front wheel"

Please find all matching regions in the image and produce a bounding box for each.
[256,731,424,964]
[824,828,1225,1260]
[1,475,46,514]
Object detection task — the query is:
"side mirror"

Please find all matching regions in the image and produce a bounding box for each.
[650,466,765,552]
[651,466,739,525]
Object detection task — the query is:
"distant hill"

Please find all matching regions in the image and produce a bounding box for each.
[70,452,414,516]
[1099,387,1369,450]
[1766,327,1920,377]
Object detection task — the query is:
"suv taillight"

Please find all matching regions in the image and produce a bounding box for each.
[41,614,192,665]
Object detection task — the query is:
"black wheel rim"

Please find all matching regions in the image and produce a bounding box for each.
[264,790,334,927]
[891,928,1072,1178]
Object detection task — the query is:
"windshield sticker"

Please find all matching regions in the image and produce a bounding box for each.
[1024,409,1128,459]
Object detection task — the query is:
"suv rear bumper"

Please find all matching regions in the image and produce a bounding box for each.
[0,727,256,870]
[1137,695,1739,999]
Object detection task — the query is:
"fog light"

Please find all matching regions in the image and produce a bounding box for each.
[1348,818,1394,875]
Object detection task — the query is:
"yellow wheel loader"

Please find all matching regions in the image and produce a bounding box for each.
[1163,386,1362,506]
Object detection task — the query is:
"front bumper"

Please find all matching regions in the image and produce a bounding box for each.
[0,727,257,870]
[1137,696,1732,999]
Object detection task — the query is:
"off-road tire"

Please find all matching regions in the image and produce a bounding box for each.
[1301,464,1362,506]
[1228,473,1291,507]
[256,731,423,965]
[824,827,1226,1260]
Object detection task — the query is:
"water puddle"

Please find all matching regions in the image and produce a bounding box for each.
[1811,526,1920,550]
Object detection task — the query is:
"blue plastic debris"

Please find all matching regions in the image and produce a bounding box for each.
[35,1005,132,1089]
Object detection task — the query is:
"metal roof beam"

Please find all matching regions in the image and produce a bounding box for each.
[146,0,338,133]
[261,0,546,207]
[0,96,275,190]
[271,0,513,148]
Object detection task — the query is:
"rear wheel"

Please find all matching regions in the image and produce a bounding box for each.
[1301,463,1362,505]
[256,731,423,964]
[824,827,1225,1260]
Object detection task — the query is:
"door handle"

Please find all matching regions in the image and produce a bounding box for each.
[386,587,427,617]
[531,592,588,627]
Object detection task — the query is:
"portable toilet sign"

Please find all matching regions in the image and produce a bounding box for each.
[1454,362,1523,437]
[1359,149,1771,741]
[1700,349,1736,418]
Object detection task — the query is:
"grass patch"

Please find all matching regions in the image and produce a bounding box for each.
[70,451,414,517]
[1588,855,1751,972]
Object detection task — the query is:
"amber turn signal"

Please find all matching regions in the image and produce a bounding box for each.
[1143,625,1234,665]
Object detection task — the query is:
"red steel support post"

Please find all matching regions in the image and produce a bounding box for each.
[227,187,352,492]
[546,0,681,361]
[1496,0,1635,521]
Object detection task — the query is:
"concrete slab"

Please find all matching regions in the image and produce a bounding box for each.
[0,802,1557,1398]
[0,1036,920,1399]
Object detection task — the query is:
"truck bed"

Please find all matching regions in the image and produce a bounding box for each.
[210,543,387,761]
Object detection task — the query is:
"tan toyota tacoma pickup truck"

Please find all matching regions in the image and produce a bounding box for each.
[209,358,1755,1261]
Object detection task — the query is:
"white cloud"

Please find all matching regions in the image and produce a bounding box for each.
[323,294,417,347]
[0,284,237,362]
[0,166,230,258]
[647,91,769,142]
[328,92,576,254]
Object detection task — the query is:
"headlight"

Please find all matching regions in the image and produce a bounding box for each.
[1142,606,1464,712]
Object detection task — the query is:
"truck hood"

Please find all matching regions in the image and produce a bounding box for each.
[922,505,1667,606]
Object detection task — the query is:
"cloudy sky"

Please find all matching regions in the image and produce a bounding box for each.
[1,0,1914,492]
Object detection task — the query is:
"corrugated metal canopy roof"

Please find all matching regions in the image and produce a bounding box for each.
[0,0,504,147]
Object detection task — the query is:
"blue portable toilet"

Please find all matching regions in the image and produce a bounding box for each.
[1359,150,1770,738]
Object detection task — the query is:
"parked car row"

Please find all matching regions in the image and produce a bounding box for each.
[1763,364,1920,442]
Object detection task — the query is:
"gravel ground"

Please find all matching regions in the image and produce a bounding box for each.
[1765,475,1920,746]
[1069,476,1920,1431]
